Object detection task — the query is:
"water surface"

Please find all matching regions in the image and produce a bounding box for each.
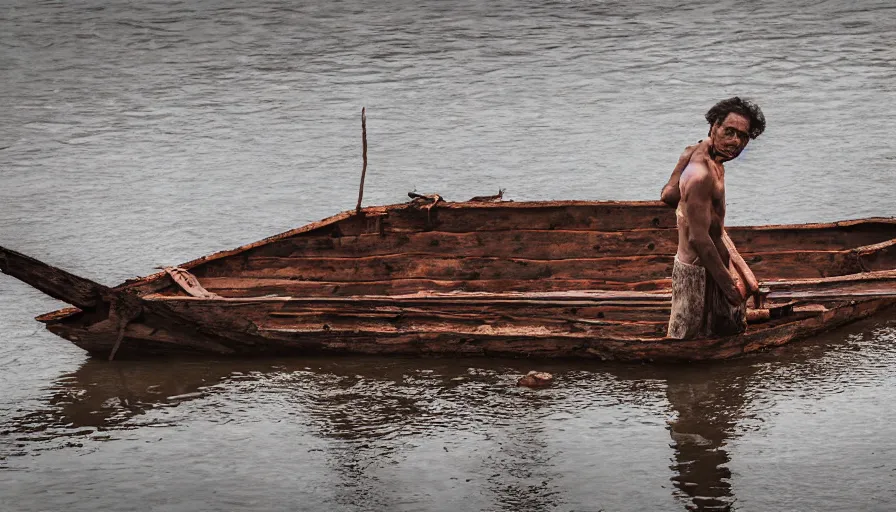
[1,0,895,510]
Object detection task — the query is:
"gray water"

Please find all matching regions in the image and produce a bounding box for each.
[1,0,895,510]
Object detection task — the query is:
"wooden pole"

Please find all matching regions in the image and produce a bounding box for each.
[723,231,762,307]
[356,107,367,214]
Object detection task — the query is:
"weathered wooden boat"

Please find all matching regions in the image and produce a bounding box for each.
[2,199,896,362]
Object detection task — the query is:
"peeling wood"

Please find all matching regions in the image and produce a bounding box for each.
[0,245,109,310]
[163,267,221,298]
[1,199,894,361]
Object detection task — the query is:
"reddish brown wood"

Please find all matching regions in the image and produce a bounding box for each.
[197,276,674,297]
[246,229,679,259]
[0,245,109,310]
[1,200,894,361]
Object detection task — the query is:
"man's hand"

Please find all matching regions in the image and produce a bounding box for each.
[728,272,748,307]
[737,272,764,308]
[751,289,764,309]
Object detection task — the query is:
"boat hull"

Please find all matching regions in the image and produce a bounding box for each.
[41,294,896,362]
[4,200,896,362]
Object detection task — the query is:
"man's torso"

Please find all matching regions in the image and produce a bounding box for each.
[675,158,730,267]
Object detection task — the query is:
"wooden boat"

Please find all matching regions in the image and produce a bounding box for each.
[2,199,896,362]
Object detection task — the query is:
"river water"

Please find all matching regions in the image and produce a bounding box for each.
[1,0,895,510]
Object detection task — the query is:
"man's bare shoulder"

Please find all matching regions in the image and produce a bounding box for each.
[679,160,713,197]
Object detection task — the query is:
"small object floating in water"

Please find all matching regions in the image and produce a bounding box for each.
[517,371,554,388]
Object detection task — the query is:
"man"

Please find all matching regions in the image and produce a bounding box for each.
[660,97,766,339]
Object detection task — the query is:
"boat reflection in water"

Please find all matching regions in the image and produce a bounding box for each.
[4,312,894,511]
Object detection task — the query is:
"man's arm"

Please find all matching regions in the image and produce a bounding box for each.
[660,140,705,207]
[660,150,691,207]
[681,168,742,305]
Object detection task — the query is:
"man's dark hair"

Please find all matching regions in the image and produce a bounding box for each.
[705,97,766,139]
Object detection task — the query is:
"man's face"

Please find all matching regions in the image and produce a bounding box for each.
[711,112,751,161]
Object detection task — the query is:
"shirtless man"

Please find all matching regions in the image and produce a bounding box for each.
[659,97,766,339]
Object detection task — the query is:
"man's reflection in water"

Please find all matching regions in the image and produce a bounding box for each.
[664,364,752,512]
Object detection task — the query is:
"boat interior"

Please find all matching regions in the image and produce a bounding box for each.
[112,202,896,344]
[138,202,896,299]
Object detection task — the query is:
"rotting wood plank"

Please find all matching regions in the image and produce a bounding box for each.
[197,276,674,297]
[45,289,896,360]
[242,297,893,361]
[162,268,896,302]
[246,310,815,360]
[243,221,896,260]
[0,245,110,310]
[857,239,896,271]
[361,202,679,234]
[246,229,681,259]
[148,274,896,340]
[726,220,896,250]
[156,297,674,334]
[193,248,869,285]
[200,254,676,282]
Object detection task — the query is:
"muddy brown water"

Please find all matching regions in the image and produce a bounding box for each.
[2,0,896,510]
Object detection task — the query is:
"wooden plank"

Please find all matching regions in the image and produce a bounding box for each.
[154,295,673,329]
[747,250,865,280]
[198,276,674,296]
[0,245,110,310]
[53,278,896,359]
[172,268,896,302]
[727,220,896,251]
[202,254,675,282]
[245,221,896,261]
[365,202,679,234]
[762,269,896,291]
[243,297,894,361]
[193,249,864,286]
[246,229,680,259]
